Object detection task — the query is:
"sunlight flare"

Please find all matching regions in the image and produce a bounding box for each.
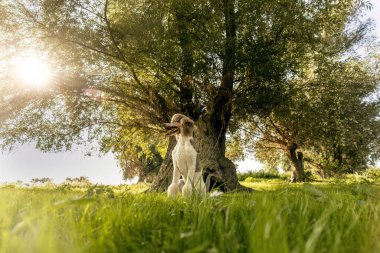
[15,57,51,87]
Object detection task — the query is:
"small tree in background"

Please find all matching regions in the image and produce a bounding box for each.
[120,144,163,182]
[239,56,380,181]
[30,177,53,186]
[64,176,92,187]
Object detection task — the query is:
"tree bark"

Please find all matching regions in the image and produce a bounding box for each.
[150,115,251,192]
[150,137,177,191]
[333,144,343,166]
[137,168,147,183]
[287,144,306,182]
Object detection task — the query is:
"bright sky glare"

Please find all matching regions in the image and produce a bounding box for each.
[1,2,380,184]
[15,57,51,87]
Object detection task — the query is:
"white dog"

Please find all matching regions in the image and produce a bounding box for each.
[164,114,206,197]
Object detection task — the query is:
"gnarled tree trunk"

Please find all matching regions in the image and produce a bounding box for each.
[137,168,147,183]
[287,143,306,182]
[150,0,249,193]
[150,115,250,192]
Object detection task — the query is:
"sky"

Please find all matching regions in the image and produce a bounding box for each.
[0,144,124,185]
[1,1,380,184]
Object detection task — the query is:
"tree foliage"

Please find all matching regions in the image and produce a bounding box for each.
[241,54,380,178]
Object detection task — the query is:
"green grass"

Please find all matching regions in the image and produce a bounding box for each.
[0,183,379,253]
[237,170,288,181]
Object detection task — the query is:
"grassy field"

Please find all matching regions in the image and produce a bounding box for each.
[0,182,379,253]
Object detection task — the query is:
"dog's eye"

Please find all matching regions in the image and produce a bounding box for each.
[185,121,193,126]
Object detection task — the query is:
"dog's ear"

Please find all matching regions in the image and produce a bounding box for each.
[171,113,186,123]
[182,119,195,136]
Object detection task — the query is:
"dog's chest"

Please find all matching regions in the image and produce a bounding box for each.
[172,138,197,175]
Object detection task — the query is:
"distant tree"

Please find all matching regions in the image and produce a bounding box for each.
[64,176,92,186]
[120,144,163,182]
[242,57,380,181]
[31,177,53,185]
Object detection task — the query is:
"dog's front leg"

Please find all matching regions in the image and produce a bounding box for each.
[168,161,181,197]
[182,159,196,197]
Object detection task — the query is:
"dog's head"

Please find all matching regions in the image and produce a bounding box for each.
[164,113,197,137]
